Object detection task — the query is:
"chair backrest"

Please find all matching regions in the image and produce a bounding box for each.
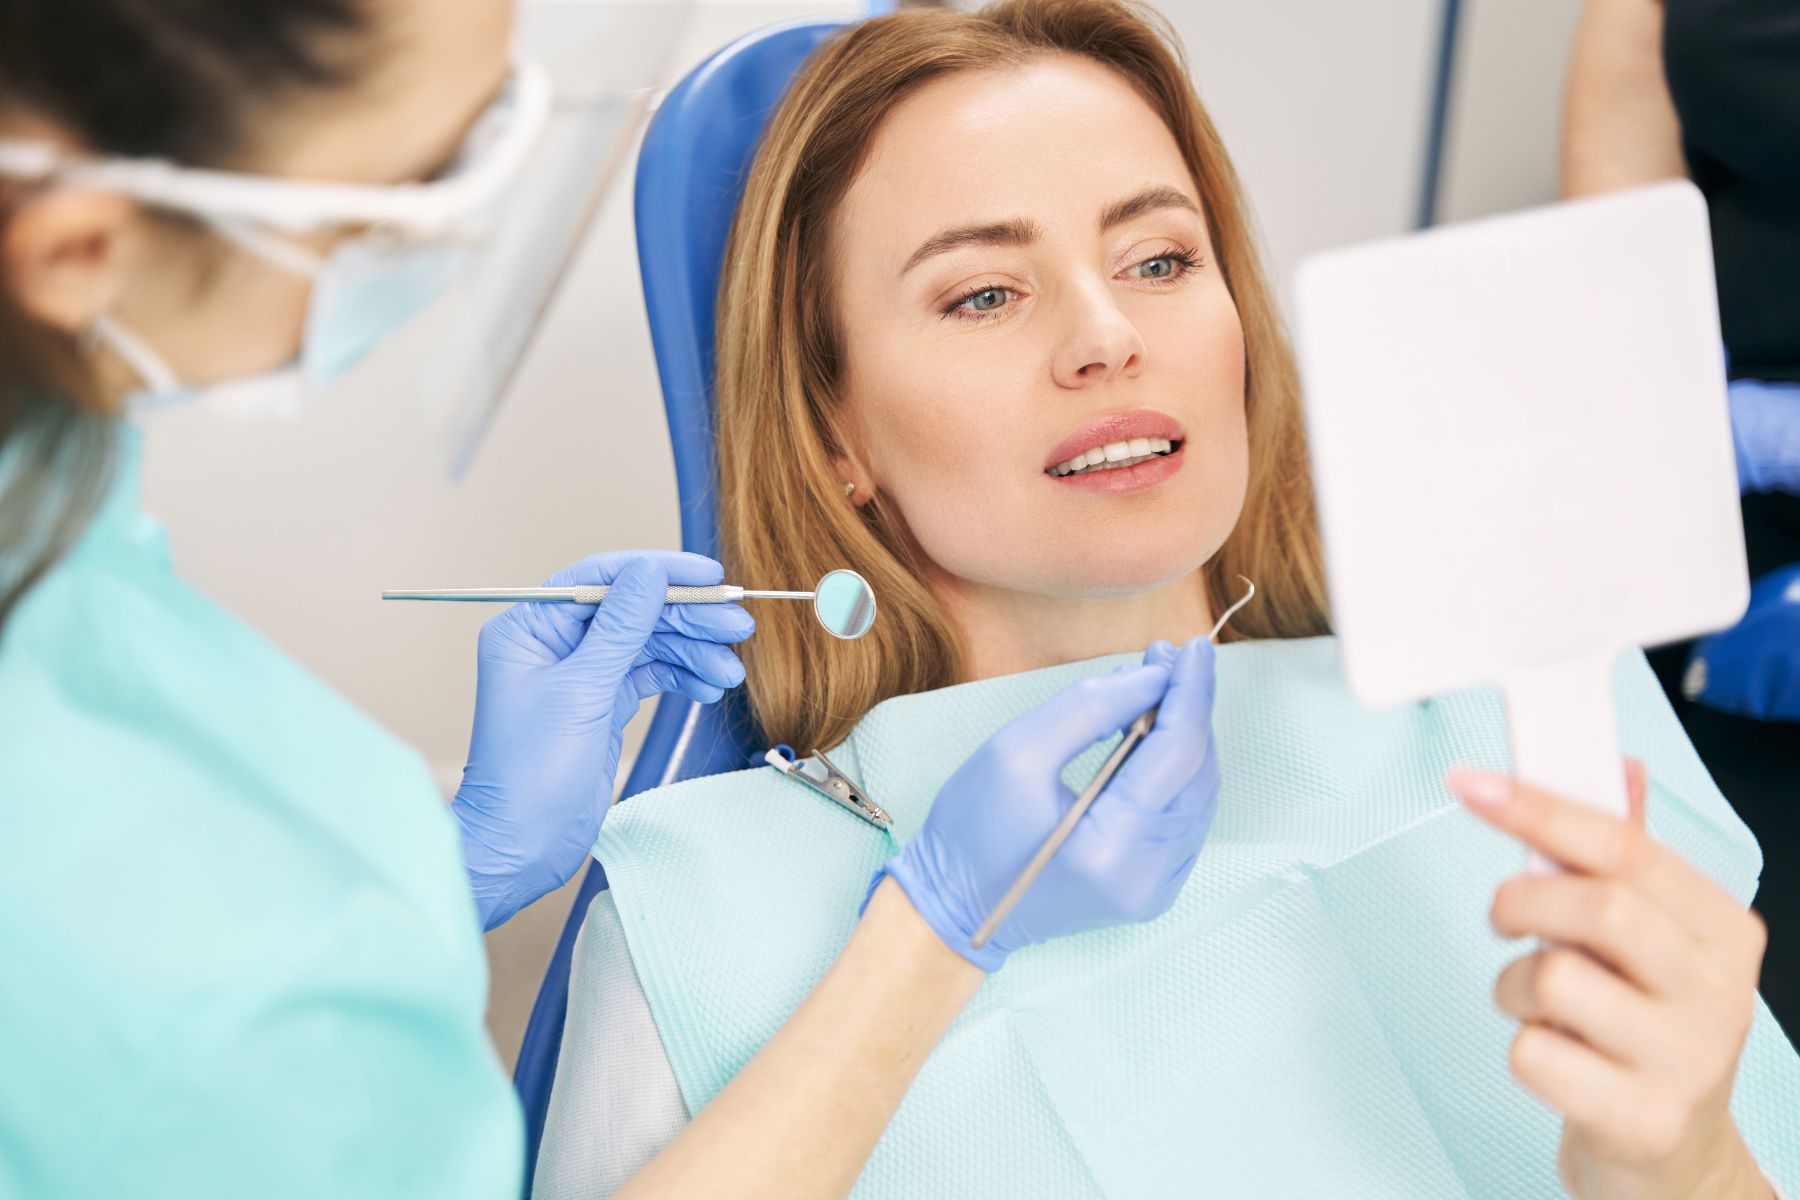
[511,18,851,1191]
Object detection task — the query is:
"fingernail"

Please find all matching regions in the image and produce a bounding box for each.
[1446,767,1510,807]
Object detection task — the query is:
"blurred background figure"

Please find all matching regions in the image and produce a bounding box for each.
[1562,0,1799,1029]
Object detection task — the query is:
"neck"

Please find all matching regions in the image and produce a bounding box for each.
[930,568,1214,682]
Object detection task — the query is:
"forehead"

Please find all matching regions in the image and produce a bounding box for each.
[244,0,513,182]
[839,54,1199,257]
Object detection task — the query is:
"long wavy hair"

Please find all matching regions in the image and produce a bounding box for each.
[714,0,1330,752]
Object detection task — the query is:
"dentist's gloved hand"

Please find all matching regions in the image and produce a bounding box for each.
[1684,562,1800,722]
[875,636,1220,972]
[1728,376,1800,495]
[453,552,753,930]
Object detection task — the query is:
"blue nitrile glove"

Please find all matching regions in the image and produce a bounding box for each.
[1684,563,1800,722]
[1729,377,1800,495]
[875,636,1220,972]
[453,552,753,929]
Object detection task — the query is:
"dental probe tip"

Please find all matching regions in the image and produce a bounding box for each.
[1207,577,1256,641]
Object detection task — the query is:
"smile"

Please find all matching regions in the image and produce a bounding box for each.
[1041,408,1187,494]
[1048,436,1180,477]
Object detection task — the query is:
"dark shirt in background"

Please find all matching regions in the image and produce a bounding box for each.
[1659,0,1800,1033]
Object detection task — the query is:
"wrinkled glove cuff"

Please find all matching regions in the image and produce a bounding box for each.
[452,797,527,933]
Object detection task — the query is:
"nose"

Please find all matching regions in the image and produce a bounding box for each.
[1051,281,1146,389]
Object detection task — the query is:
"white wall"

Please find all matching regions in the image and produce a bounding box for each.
[1437,0,1587,223]
[134,0,1588,1066]
[1154,0,1442,295]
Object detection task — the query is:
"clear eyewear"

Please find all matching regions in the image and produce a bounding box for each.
[0,61,553,239]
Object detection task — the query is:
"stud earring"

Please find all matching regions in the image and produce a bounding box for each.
[843,481,856,498]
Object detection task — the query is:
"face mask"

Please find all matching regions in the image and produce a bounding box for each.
[94,225,475,420]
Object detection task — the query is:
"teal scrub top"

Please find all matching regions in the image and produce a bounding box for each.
[0,431,522,1198]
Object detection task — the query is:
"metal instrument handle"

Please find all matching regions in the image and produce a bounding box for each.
[381,584,747,604]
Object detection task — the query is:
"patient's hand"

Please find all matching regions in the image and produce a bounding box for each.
[1449,762,1774,1200]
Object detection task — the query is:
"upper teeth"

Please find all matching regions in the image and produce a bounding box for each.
[1050,437,1176,476]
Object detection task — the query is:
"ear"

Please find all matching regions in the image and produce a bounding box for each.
[2,188,136,333]
[831,453,870,505]
[827,403,880,506]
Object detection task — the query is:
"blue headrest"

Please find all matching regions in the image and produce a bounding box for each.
[514,22,853,1190]
[634,17,853,559]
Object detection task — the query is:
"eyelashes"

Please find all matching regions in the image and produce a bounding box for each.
[939,245,1206,323]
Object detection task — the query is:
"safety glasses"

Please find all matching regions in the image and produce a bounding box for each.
[0,61,553,238]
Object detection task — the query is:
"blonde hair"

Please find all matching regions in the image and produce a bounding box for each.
[715,0,1329,752]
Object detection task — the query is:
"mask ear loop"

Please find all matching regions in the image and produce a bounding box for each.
[82,314,181,397]
[208,217,323,279]
[74,215,321,401]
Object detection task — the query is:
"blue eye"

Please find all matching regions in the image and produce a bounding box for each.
[941,249,1198,323]
[944,285,1014,320]
[1130,247,1203,282]
[966,287,1007,311]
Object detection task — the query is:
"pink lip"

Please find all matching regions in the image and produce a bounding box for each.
[1042,408,1186,473]
[1050,443,1186,494]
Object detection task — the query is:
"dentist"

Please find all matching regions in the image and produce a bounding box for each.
[0,0,751,1192]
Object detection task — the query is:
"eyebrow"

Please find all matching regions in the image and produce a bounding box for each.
[900,186,1202,275]
[1099,185,1200,231]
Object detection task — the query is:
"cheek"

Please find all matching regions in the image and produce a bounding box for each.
[852,341,1045,571]
[1161,281,1246,401]
[1173,291,1249,477]
[1182,301,1252,541]
[862,367,1026,529]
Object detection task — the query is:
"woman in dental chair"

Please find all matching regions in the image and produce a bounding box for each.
[535,2,1798,1196]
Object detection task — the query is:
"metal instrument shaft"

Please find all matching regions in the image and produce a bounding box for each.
[382,585,812,604]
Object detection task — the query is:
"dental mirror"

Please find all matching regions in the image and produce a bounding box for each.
[812,569,878,640]
[382,568,881,640]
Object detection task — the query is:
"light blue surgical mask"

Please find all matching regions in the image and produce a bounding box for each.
[93,223,475,420]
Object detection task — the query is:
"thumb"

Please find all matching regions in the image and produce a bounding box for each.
[1010,665,1172,767]
[1107,637,1216,813]
[570,556,669,672]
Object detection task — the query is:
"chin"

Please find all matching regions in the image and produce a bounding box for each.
[1033,537,1218,599]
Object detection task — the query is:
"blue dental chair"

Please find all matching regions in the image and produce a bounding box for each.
[511,17,854,1191]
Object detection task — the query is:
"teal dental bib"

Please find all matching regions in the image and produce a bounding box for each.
[593,638,1798,1197]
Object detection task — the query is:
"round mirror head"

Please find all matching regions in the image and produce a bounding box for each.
[814,569,877,640]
